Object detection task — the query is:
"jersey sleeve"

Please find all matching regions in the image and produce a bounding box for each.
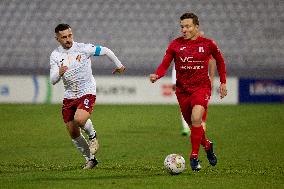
[210,40,226,84]
[99,47,123,68]
[49,52,61,85]
[155,41,175,79]
[84,44,123,68]
[84,43,103,57]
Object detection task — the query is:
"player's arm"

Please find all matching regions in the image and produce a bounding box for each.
[171,64,177,91]
[210,41,227,99]
[50,54,67,85]
[208,57,216,88]
[93,45,125,74]
[150,43,174,83]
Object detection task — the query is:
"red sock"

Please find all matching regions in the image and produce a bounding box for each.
[201,133,211,151]
[190,125,204,159]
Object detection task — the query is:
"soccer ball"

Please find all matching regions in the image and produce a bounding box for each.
[164,154,186,175]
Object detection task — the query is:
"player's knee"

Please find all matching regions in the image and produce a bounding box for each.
[191,116,202,126]
[73,116,87,127]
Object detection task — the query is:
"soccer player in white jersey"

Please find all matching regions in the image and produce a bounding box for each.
[50,24,125,169]
[172,58,215,136]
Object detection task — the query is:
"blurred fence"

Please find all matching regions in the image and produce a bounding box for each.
[0,0,283,78]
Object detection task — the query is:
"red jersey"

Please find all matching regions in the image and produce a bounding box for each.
[155,36,226,94]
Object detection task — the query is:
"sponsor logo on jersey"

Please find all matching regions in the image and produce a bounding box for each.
[180,65,204,70]
[180,56,193,62]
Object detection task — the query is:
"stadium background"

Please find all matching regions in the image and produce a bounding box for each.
[0,0,283,78]
[0,0,283,104]
[0,1,283,188]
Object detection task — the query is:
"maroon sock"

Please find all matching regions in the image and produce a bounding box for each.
[190,125,204,159]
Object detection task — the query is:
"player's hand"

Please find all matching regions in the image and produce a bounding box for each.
[149,74,158,83]
[219,83,227,99]
[112,65,126,74]
[59,63,68,76]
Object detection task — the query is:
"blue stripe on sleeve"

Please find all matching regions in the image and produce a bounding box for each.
[94,46,102,56]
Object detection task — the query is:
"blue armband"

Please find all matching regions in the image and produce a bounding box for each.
[94,46,102,56]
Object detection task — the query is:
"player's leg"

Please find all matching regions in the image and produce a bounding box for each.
[64,118,97,169]
[76,94,99,155]
[176,93,201,171]
[200,107,217,166]
[62,99,94,167]
[189,105,205,170]
[201,109,210,148]
[82,119,99,154]
[65,121,95,162]
[62,96,98,169]
[189,88,214,170]
[73,109,98,169]
[180,113,190,136]
[201,109,207,132]
[82,119,97,140]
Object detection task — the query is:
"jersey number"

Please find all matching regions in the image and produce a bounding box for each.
[84,99,89,106]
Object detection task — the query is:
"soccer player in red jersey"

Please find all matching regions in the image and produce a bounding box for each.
[150,13,227,171]
[172,57,215,136]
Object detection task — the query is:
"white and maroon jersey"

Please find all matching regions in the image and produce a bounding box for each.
[50,42,102,99]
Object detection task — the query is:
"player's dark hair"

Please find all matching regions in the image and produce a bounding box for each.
[180,13,199,26]
[55,23,71,33]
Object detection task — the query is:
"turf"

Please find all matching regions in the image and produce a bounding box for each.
[0,104,283,189]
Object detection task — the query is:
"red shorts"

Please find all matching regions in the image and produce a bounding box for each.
[176,88,211,125]
[62,94,96,123]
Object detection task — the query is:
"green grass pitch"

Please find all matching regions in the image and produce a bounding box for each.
[0,104,283,189]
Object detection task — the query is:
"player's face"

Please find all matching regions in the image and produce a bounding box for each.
[56,28,73,49]
[180,19,199,40]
